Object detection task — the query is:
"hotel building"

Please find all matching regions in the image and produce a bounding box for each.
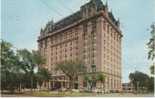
[38,0,123,92]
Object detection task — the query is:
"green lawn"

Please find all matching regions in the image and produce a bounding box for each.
[31,91,96,97]
[1,91,154,97]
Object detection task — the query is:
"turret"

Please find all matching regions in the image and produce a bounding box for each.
[40,28,43,33]
[116,18,120,27]
[81,0,105,18]
[49,19,54,32]
[104,1,109,16]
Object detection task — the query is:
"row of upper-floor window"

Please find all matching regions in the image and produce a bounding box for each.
[103,45,121,55]
[84,42,97,49]
[103,42,121,51]
[47,31,97,48]
[102,33,121,44]
[50,49,120,63]
[51,53,78,60]
[53,28,79,39]
[84,35,97,42]
[84,36,97,42]
[103,60,121,67]
[105,53,121,61]
[41,45,78,60]
[51,44,78,51]
[51,56,78,64]
[39,33,78,48]
[84,58,96,65]
[103,64,121,71]
[39,31,97,49]
[41,46,121,65]
[103,48,121,56]
[103,61,121,70]
[103,47,121,56]
[51,49,96,60]
[103,54,121,64]
[39,28,121,51]
[103,66,121,74]
[83,50,96,58]
[50,42,99,61]
[83,31,97,38]
[83,47,97,54]
[103,69,121,77]
[51,48,78,56]
[103,19,121,36]
[50,32,78,44]
[103,40,121,48]
[51,45,78,56]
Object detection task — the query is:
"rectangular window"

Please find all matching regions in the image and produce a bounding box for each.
[45,39,47,48]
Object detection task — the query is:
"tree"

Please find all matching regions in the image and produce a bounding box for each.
[1,40,47,93]
[129,71,150,92]
[1,40,24,93]
[36,67,51,90]
[1,40,14,92]
[147,23,155,60]
[31,50,47,90]
[31,50,45,67]
[17,49,35,91]
[55,60,86,90]
[84,74,93,91]
[147,77,154,92]
[84,73,105,92]
[96,73,105,91]
[147,23,155,75]
[150,64,155,75]
[17,49,46,91]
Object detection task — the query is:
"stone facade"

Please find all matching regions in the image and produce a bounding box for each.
[38,0,123,92]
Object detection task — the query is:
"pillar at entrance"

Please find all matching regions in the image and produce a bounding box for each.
[61,82,63,89]
[48,81,51,90]
[78,76,83,91]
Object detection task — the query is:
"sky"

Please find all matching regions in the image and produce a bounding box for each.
[1,0,155,83]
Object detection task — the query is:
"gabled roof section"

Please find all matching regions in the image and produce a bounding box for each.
[42,11,81,34]
[53,11,81,32]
